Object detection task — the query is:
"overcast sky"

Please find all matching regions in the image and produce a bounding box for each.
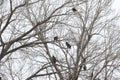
[112,0,120,12]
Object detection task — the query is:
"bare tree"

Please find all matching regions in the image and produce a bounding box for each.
[0,0,120,80]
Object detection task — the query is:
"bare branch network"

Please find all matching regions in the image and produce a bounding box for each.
[0,0,120,80]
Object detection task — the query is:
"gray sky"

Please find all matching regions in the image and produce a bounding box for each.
[112,0,120,12]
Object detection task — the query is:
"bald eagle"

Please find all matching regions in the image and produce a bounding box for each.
[72,8,77,12]
[66,42,71,49]
[83,64,87,70]
[52,56,56,64]
[54,36,58,41]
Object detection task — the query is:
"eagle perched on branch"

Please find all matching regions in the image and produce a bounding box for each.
[52,56,56,64]
[72,8,77,12]
[66,42,71,49]
[54,36,58,41]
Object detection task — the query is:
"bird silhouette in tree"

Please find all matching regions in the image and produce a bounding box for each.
[54,36,58,41]
[52,56,56,64]
[72,8,77,12]
[66,42,71,49]
[83,64,87,70]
